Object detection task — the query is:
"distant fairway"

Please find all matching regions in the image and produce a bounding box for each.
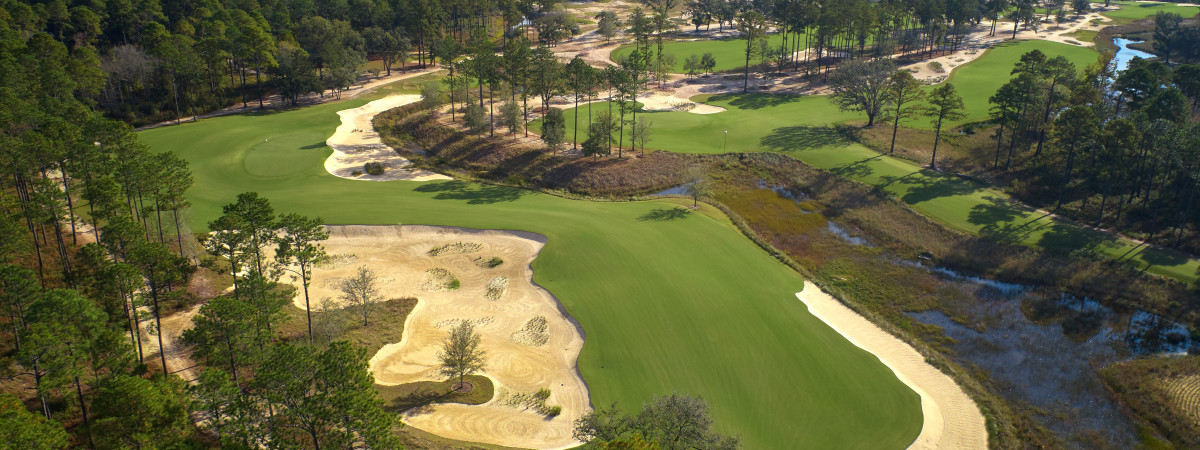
[1101,1,1199,21]
[139,89,923,448]
[611,33,789,73]
[544,40,1200,283]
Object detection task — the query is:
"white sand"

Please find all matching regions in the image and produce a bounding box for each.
[325,95,451,181]
[795,282,988,449]
[285,225,588,450]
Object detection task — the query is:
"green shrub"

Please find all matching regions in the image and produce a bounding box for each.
[535,388,551,401]
[545,405,562,417]
[364,162,386,175]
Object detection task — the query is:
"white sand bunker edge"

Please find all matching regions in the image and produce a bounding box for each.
[795,281,987,449]
[291,225,588,450]
[638,91,726,114]
[325,94,451,181]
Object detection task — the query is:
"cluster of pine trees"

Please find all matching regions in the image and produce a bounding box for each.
[987,49,1200,249]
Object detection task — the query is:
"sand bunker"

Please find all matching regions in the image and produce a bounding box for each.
[795,282,987,449]
[638,91,726,114]
[285,225,588,449]
[326,95,450,181]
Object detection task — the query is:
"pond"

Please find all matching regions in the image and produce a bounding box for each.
[905,263,1194,447]
[1112,38,1156,72]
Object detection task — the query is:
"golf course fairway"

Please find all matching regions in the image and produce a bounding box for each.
[547,40,1200,283]
[139,93,923,447]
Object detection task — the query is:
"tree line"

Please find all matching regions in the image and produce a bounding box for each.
[0,0,586,126]
[985,49,1200,250]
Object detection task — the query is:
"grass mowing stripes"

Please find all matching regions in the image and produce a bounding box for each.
[139,89,922,449]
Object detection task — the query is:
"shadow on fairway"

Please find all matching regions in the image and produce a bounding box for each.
[414,180,529,204]
[638,207,693,221]
[968,196,1027,242]
[1037,221,1113,252]
[713,93,801,110]
[760,125,853,152]
[895,172,981,205]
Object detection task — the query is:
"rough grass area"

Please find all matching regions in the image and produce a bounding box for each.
[611,33,789,73]
[485,276,509,301]
[510,316,549,347]
[376,375,494,413]
[141,90,923,448]
[421,268,461,291]
[1102,357,1200,448]
[474,256,504,268]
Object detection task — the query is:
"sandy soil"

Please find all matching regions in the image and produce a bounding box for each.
[139,302,205,383]
[326,94,451,181]
[284,225,588,450]
[795,282,987,449]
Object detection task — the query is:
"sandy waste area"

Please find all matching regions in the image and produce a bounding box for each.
[325,95,450,181]
[286,225,588,450]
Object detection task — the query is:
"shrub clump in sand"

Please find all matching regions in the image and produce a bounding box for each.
[421,268,460,290]
[314,253,358,269]
[495,387,560,417]
[428,242,483,256]
[434,317,494,329]
[485,277,509,301]
[473,256,504,268]
[364,161,386,175]
[509,316,548,347]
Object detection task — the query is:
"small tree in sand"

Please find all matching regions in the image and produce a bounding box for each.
[340,266,381,326]
[438,321,486,390]
[683,166,710,208]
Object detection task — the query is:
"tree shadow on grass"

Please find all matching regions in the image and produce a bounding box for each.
[710,93,801,110]
[760,125,854,153]
[896,173,981,205]
[968,196,1030,243]
[832,156,882,179]
[414,180,528,204]
[638,207,693,221]
[1037,221,1115,253]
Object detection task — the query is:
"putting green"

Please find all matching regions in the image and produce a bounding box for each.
[612,33,789,73]
[139,92,923,447]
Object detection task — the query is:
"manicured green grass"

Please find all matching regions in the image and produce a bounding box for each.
[935,40,1098,126]
[550,89,1200,282]
[1101,1,1199,20]
[611,33,789,73]
[139,90,922,448]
